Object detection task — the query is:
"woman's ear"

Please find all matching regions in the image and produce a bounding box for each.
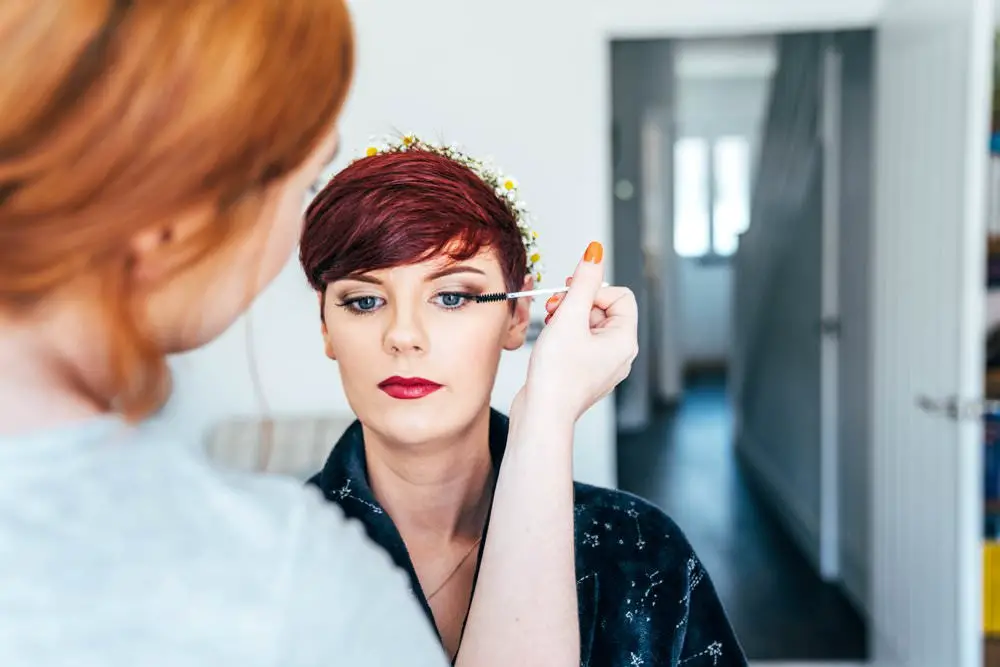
[128,207,207,285]
[318,291,337,360]
[502,275,533,351]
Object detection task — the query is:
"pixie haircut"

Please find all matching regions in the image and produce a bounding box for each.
[299,148,528,314]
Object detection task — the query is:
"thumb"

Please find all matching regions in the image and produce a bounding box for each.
[556,241,605,322]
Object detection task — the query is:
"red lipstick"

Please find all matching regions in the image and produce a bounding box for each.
[378,376,443,400]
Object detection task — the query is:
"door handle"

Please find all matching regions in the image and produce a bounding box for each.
[915,395,1000,421]
[818,316,841,337]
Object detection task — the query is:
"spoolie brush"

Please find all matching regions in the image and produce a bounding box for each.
[471,283,610,304]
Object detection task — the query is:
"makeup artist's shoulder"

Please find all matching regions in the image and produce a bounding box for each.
[212,469,445,663]
[127,441,446,665]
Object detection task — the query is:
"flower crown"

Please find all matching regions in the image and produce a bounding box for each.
[356,134,543,283]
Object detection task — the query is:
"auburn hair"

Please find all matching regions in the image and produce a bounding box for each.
[300,148,528,316]
[0,0,354,419]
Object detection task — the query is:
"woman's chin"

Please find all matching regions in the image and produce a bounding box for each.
[364,403,470,447]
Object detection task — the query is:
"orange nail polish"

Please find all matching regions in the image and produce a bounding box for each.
[583,241,603,264]
[546,295,559,308]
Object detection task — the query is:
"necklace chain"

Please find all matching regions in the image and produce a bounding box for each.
[425,536,483,601]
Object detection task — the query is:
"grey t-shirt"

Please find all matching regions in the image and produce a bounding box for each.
[0,417,446,666]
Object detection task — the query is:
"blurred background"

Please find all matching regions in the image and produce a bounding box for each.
[157,0,1000,665]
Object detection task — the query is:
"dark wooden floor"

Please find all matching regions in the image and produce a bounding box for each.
[616,374,868,662]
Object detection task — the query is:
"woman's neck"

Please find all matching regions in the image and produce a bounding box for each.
[0,311,108,436]
[362,408,495,545]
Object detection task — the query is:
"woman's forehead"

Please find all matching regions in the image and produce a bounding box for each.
[336,249,504,284]
[397,251,503,280]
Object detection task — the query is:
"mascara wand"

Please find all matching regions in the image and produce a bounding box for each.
[473,283,610,304]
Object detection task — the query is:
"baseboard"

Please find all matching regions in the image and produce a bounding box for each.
[683,359,729,378]
[839,538,870,619]
[736,431,822,572]
[653,394,681,411]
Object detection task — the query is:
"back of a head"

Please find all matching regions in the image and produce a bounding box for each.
[0,1,354,418]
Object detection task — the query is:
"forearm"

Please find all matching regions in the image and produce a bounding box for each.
[455,402,580,667]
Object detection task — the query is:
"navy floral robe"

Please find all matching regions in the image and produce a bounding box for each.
[308,409,747,667]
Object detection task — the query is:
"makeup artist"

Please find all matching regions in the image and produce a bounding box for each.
[0,2,637,666]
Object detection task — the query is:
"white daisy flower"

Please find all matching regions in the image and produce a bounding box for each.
[351,133,543,283]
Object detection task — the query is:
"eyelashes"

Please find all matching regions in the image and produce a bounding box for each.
[334,291,477,316]
[335,295,384,315]
[435,292,473,309]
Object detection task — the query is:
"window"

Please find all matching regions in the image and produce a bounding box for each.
[713,137,751,255]
[673,134,752,258]
[673,138,711,257]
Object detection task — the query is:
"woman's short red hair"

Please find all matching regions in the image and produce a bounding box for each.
[299,148,528,306]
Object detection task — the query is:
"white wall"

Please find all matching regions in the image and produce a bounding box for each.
[677,261,734,365]
[599,0,880,36]
[159,0,885,490]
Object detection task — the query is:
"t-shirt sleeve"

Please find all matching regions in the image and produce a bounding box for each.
[671,552,746,667]
[275,486,446,666]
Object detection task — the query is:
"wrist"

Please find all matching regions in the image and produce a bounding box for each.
[518,379,580,424]
[508,390,575,452]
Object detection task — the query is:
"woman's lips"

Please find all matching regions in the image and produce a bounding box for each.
[377,376,443,400]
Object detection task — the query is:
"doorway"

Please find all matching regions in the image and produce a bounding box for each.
[610,31,873,662]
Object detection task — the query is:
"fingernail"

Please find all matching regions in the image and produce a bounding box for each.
[583,241,603,264]
[546,295,559,308]
[565,276,573,287]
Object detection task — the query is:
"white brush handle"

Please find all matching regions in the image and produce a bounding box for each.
[506,282,610,300]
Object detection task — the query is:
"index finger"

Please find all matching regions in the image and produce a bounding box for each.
[592,286,638,323]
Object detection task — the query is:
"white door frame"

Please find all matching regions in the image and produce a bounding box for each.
[819,38,843,582]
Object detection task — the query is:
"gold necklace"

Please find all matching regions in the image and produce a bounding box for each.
[425,536,483,601]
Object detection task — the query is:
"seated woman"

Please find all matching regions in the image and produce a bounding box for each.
[299,136,746,667]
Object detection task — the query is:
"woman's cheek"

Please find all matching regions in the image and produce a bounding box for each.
[439,310,503,353]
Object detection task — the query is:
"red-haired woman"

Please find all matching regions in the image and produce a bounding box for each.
[301,138,747,666]
[0,4,636,667]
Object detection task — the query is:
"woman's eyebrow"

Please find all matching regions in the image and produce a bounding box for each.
[425,265,487,281]
[337,273,382,285]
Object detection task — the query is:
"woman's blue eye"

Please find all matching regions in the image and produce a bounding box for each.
[436,293,468,309]
[344,295,383,313]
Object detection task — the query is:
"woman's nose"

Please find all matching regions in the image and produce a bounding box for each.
[382,303,428,355]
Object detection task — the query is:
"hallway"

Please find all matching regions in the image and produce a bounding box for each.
[616,375,867,661]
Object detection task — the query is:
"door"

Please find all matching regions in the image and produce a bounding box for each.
[872,0,992,664]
